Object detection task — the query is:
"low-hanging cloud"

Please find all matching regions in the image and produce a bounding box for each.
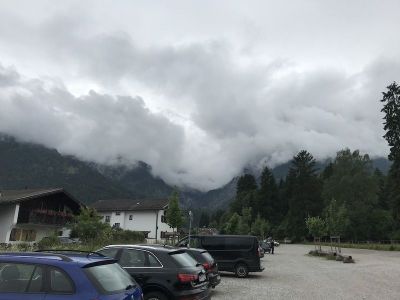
[0,64,185,179]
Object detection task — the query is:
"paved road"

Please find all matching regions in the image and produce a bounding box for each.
[211,244,400,300]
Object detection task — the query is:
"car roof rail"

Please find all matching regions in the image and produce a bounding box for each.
[35,249,106,259]
[0,251,73,262]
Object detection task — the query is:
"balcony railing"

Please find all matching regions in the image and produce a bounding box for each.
[18,209,74,226]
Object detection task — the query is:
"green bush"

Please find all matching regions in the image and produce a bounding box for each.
[37,235,61,250]
[110,228,145,244]
[15,243,34,252]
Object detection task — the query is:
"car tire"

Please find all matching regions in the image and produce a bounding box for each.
[144,291,168,300]
[235,263,249,278]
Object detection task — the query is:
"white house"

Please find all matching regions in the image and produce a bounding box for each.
[0,188,82,244]
[91,198,174,241]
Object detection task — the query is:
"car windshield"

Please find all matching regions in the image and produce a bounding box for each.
[84,262,136,294]
[170,252,198,267]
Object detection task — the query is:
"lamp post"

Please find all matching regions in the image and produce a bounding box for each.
[188,210,193,248]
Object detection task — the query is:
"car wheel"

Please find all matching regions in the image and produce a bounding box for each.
[144,291,168,300]
[235,263,249,278]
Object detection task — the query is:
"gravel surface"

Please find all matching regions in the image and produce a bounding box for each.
[211,244,400,300]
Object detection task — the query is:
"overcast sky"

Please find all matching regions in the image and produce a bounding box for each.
[1,0,400,190]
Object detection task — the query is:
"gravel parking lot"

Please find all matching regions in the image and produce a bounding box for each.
[211,244,400,300]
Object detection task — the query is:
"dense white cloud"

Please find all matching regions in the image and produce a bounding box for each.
[0,1,399,190]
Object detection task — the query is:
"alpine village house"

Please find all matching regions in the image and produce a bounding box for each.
[0,188,82,244]
[0,188,175,244]
[91,198,175,242]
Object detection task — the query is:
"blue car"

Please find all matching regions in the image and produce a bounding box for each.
[0,251,143,300]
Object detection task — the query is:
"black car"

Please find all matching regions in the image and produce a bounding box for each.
[183,248,221,288]
[97,245,210,300]
[177,235,264,278]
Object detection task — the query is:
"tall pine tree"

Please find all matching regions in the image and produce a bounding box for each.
[256,166,280,224]
[286,150,323,240]
[381,82,400,234]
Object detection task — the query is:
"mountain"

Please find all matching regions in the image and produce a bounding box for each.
[0,135,392,209]
[94,162,173,199]
[0,135,133,204]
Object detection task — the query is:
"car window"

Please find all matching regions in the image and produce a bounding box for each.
[26,266,44,293]
[225,237,252,250]
[170,252,198,267]
[120,249,146,267]
[98,247,120,259]
[49,267,74,294]
[0,263,44,293]
[202,237,223,250]
[148,252,162,267]
[201,251,214,263]
[85,262,136,294]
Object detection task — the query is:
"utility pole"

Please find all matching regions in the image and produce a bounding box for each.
[188,210,193,248]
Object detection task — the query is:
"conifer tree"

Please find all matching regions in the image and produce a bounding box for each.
[381,82,400,232]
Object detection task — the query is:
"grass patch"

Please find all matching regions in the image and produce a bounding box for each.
[303,242,400,251]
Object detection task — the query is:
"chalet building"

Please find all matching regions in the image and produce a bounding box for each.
[0,188,82,244]
[91,198,174,241]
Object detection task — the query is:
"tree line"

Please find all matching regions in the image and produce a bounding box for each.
[196,82,400,242]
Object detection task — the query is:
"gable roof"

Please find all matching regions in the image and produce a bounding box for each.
[91,198,169,212]
[0,188,83,207]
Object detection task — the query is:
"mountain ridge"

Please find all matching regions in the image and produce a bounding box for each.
[0,135,391,209]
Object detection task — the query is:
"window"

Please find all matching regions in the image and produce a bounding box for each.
[0,263,44,293]
[9,228,21,241]
[27,266,44,293]
[202,237,223,250]
[9,228,36,242]
[129,215,133,220]
[225,237,252,250]
[148,253,162,267]
[115,212,121,216]
[113,223,120,228]
[119,249,146,267]
[105,216,110,223]
[49,267,74,294]
[85,263,135,294]
[170,252,198,267]
[98,247,120,259]
[161,215,166,223]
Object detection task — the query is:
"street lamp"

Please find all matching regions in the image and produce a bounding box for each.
[188,210,193,248]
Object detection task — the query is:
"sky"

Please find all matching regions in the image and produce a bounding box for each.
[0,0,400,190]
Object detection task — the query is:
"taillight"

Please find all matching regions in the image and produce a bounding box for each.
[177,273,199,283]
[203,262,211,270]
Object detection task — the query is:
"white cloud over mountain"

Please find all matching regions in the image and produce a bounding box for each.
[0,1,399,190]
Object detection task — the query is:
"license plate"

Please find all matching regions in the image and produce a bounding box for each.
[199,274,206,282]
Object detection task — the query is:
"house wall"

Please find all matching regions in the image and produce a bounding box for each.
[99,210,173,239]
[0,204,19,243]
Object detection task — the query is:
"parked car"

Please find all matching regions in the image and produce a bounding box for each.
[177,235,264,278]
[0,251,143,300]
[97,245,211,300]
[182,248,221,288]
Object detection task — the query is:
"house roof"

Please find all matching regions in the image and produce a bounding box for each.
[91,198,169,212]
[0,188,83,207]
